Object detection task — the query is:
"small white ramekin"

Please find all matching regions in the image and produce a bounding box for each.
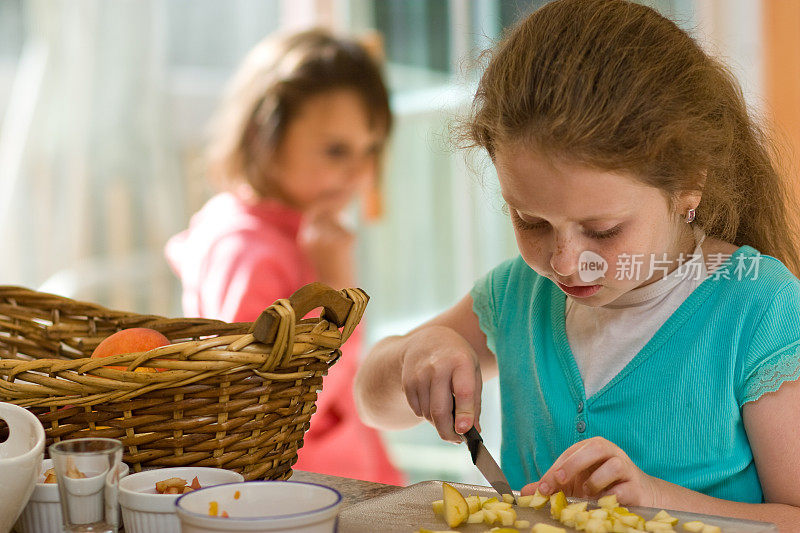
[16,458,129,533]
[119,467,244,533]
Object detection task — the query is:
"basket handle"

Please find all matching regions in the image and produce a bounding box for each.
[249,282,362,343]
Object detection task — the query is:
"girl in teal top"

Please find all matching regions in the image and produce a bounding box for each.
[355,0,800,527]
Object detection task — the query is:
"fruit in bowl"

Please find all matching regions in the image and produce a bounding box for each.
[118,467,244,533]
[91,328,171,372]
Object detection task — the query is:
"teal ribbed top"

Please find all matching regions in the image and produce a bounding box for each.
[470,246,800,503]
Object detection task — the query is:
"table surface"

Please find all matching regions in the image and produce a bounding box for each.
[290,470,403,509]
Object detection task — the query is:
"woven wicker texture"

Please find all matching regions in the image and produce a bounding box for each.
[0,282,368,480]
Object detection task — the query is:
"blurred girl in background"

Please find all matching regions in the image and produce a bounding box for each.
[166,29,402,485]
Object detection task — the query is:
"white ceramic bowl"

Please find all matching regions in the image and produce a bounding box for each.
[119,467,244,533]
[16,458,129,533]
[175,481,342,532]
[0,402,46,533]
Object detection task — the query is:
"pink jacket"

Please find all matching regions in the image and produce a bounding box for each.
[166,193,403,484]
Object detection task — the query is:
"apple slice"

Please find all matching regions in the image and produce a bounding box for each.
[441,482,469,528]
[530,489,549,509]
[549,491,567,520]
[467,510,485,524]
[682,522,704,533]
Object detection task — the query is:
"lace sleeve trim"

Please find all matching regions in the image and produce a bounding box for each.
[741,342,800,405]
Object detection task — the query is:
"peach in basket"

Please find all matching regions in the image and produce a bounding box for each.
[175,481,342,532]
[91,327,170,372]
[118,467,244,533]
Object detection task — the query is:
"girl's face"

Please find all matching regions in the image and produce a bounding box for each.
[270,88,385,212]
[494,144,696,307]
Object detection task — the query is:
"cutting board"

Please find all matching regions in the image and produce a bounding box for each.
[337,481,778,532]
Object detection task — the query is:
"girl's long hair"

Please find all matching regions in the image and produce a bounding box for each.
[464,0,800,275]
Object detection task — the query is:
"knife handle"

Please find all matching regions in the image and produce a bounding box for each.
[464,426,483,442]
[452,397,483,442]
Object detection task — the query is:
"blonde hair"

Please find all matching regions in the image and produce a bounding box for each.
[465,0,800,275]
[207,29,391,197]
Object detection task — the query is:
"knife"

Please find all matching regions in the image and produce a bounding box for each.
[453,403,516,502]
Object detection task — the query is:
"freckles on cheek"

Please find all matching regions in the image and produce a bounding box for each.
[517,236,548,272]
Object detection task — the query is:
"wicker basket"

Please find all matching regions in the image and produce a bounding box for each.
[0,282,368,481]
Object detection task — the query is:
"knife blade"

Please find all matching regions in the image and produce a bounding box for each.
[461,426,515,502]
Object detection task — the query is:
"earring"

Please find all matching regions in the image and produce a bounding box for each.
[685,208,696,223]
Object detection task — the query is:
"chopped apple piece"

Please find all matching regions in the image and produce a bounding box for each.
[567,501,589,512]
[585,518,609,533]
[489,529,520,533]
[517,495,534,507]
[652,510,678,525]
[502,493,515,504]
[497,508,517,526]
[589,508,609,520]
[598,494,619,510]
[467,510,485,524]
[515,520,530,528]
[484,501,513,511]
[550,491,568,520]
[575,510,590,530]
[610,519,629,533]
[530,489,549,509]
[644,520,674,532]
[483,509,499,525]
[617,514,642,527]
[465,495,482,514]
[612,506,630,515]
[682,522,704,533]
[561,508,579,527]
[532,524,567,533]
[441,482,469,528]
[432,499,444,515]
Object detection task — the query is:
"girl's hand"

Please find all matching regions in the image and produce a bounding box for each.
[520,437,660,508]
[400,325,483,443]
[298,205,355,289]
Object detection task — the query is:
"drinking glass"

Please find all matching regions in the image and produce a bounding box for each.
[49,438,123,533]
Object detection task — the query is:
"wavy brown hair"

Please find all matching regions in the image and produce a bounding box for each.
[465,0,800,275]
[207,28,391,198]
